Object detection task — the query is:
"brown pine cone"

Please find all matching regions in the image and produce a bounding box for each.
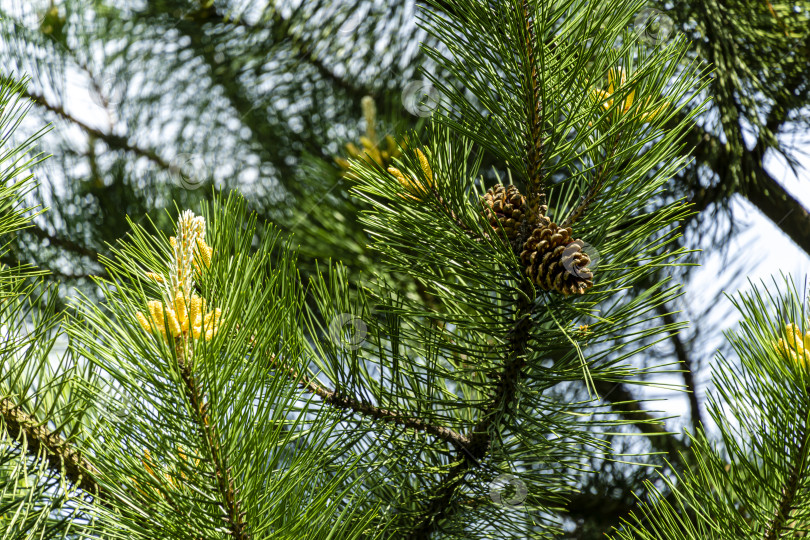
[520,218,594,295]
[482,184,528,241]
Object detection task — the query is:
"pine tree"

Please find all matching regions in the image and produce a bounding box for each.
[3,0,808,539]
[2,0,708,537]
[613,278,810,539]
[1,6,809,533]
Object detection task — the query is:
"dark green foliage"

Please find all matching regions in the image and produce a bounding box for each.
[1,0,809,538]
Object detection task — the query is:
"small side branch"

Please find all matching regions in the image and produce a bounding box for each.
[25,222,101,262]
[267,354,471,449]
[657,308,703,430]
[410,294,533,538]
[562,132,619,228]
[24,90,173,171]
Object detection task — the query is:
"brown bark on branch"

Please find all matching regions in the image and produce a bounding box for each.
[176,344,250,540]
[410,292,534,539]
[0,397,101,495]
[25,221,101,262]
[742,168,810,255]
[267,354,471,449]
[25,90,173,170]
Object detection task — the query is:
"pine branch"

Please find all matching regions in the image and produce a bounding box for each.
[24,89,281,267]
[185,3,372,101]
[669,9,810,255]
[0,254,99,280]
[266,353,471,448]
[175,344,250,539]
[751,39,809,159]
[697,0,748,178]
[265,9,372,100]
[610,281,810,539]
[762,409,810,540]
[741,166,810,255]
[562,132,620,228]
[170,15,327,191]
[669,104,810,256]
[411,290,534,538]
[25,221,100,262]
[693,115,810,255]
[24,89,173,170]
[520,0,547,230]
[0,396,101,495]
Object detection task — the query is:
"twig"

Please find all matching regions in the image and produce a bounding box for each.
[24,90,173,171]
[24,222,101,262]
[562,132,619,228]
[411,292,534,538]
[656,307,703,430]
[266,354,471,449]
[176,344,250,539]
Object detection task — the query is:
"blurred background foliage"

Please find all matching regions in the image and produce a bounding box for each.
[0,0,808,537]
